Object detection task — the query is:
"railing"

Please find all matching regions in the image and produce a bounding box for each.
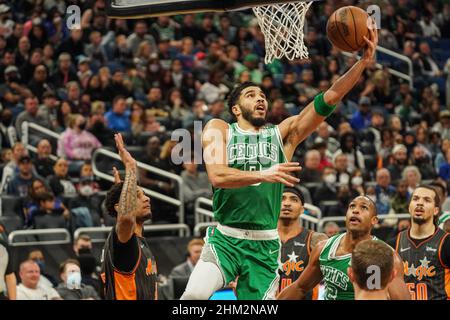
[21,121,59,161]
[8,229,71,246]
[74,223,191,243]
[317,213,411,232]
[193,197,321,236]
[341,45,414,89]
[91,148,185,235]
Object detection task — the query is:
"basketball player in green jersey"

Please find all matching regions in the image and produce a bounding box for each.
[181,26,379,300]
[278,195,411,300]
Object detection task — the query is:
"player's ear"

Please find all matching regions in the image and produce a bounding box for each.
[390,268,397,284]
[347,267,354,282]
[371,214,378,226]
[231,105,241,117]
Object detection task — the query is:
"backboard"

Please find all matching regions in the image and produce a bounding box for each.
[105,0,306,18]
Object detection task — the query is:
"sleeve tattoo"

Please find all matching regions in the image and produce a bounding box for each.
[118,165,137,217]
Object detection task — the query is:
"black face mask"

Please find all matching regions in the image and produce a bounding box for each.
[77,252,97,275]
[1,116,12,126]
[8,75,20,83]
[78,122,86,130]
[92,121,104,131]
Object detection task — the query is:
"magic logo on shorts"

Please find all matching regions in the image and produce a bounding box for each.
[403,256,436,281]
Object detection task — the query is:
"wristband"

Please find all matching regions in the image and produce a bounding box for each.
[314,92,336,117]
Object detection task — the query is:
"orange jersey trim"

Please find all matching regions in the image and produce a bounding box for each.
[438,233,450,269]
[445,269,450,300]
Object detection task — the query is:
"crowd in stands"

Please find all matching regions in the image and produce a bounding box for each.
[0,0,450,299]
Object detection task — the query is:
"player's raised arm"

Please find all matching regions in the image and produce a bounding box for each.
[202,119,301,189]
[279,23,378,158]
[114,133,138,243]
[387,252,411,300]
[277,239,326,300]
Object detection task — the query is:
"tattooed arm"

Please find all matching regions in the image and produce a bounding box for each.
[114,133,139,243]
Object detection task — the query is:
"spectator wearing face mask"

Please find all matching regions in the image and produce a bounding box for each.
[72,234,102,295]
[57,114,102,168]
[56,259,99,300]
[312,167,340,217]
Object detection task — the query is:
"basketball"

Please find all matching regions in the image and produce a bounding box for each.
[326,6,370,52]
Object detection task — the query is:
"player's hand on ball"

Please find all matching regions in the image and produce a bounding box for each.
[114,133,137,169]
[362,18,378,64]
[261,162,301,187]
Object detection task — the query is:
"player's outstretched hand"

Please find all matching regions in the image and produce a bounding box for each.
[261,162,301,187]
[114,133,136,169]
[362,18,378,64]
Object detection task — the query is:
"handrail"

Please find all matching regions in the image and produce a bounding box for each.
[8,228,71,246]
[74,223,191,243]
[194,221,218,237]
[91,148,185,234]
[317,213,411,232]
[341,45,413,89]
[21,121,60,161]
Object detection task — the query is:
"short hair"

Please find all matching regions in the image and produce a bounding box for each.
[36,192,55,203]
[351,240,394,290]
[409,185,441,225]
[74,233,91,245]
[187,238,204,251]
[402,165,422,182]
[59,258,80,275]
[112,95,126,106]
[227,81,261,118]
[105,182,124,218]
[20,259,38,272]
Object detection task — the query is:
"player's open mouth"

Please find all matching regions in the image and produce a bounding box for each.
[414,207,424,214]
[349,216,361,224]
[255,104,265,111]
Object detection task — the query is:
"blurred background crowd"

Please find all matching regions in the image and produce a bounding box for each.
[0,0,449,300]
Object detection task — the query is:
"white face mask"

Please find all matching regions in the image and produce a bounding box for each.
[351,176,363,186]
[66,271,81,290]
[367,195,377,202]
[79,185,94,196]
[324,174,336,184]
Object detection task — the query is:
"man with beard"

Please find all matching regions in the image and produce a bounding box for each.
[395,186,450,300]
[100,134,157,300]
[387,144,409,183]
[277,188,327,298]
[278,196,410,300]
[181,27,379,300]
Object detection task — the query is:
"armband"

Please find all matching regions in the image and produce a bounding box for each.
[314,92,336,117]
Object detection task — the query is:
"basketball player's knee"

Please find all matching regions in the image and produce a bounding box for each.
[181,286,213,300]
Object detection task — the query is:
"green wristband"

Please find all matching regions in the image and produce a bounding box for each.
[314,92,336,117]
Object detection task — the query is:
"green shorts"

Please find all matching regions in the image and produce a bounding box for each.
[202,224,281,300]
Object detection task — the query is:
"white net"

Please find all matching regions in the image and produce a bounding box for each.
[252,1,313,64]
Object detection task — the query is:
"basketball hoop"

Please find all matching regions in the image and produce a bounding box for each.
[252,1,313,64]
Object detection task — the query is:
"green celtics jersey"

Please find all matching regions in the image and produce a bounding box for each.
[319,233,379,300]
[212,122,287,230]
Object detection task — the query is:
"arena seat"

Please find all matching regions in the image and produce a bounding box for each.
[0,195,22,217]
[0,216,23,234]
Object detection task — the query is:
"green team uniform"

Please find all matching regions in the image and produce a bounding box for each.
[319,233,379,300]
[203,122,286,300]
